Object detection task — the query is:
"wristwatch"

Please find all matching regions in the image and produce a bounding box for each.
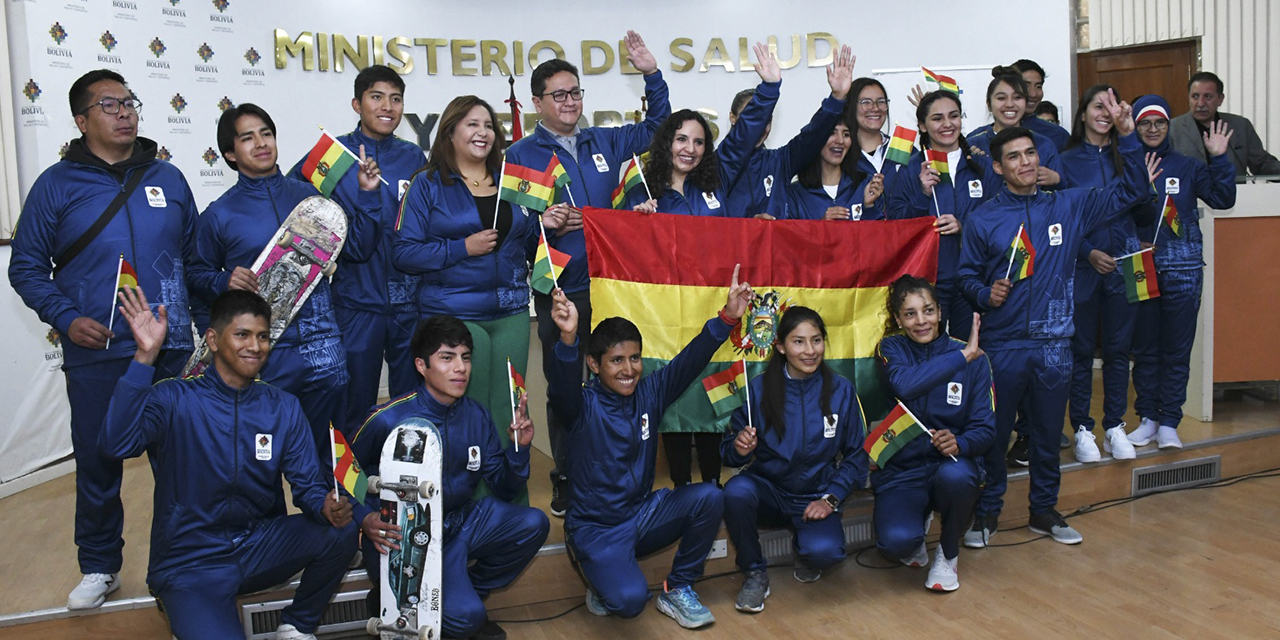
[822,493,840,510]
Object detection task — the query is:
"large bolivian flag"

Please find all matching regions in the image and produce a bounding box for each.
[582,208,939,433]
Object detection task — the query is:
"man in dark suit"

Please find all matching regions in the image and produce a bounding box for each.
[1169,71,1280,177]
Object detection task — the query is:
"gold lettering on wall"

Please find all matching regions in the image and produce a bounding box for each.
[618,39,640,74]
[274,28,314,70]
[700,37,734,72]
[669,38,695,73]
[317,32,330,71]
[767,35,801,70]
[414,38,446,75]
[581,40,614,75]
[451,40,478,76]
[480,40,511,76]
[372,36,385,66]
[513,40,525,76]
[387,36,414,74]
[528,40,565,68]
[806,32,838,67]
[333,34,369,73]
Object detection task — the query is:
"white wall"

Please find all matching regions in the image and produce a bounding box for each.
[1087,0,1280,156]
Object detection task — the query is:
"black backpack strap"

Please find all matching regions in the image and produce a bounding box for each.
[52,167,147,277]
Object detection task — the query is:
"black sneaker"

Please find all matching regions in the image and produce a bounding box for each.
[550,474,568,518]
[1007,433,1030,467]
[1028,509,1082,544]
[472,619,507,640]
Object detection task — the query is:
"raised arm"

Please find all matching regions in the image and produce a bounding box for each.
[1196,120,1239,210]
[99,286,171,460]
[653,264,753,410]
[479,402,531,502]
[545,289,586,430]
[875,334,967,400]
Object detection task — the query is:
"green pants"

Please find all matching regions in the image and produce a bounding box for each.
[464,312,531,504]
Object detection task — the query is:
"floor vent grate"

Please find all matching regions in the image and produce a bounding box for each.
[243,589,368,639]
[1131,455,1221,497]
[759,515,874,561]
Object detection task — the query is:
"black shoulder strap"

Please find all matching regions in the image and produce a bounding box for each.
[52,167,147,277]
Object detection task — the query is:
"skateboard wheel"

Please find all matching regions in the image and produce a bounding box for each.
[276,232,294,248]
[368,476,381,493]
[365,618,380,635]
[411,529,430,547]
[322,261,337,277]
[420,626,432,639]
[418,481,433,498]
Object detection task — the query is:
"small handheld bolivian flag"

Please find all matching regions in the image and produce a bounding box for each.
[702,360,748,417]
[547,154,571,199]
[508,359,526,408]
[885,125,918,165]
[1161,195,1181,237]
[499,161,556,211]
[925,148,950,179]
[301,131,357,197]
[922,67,961,95]
[116,257,138,291]
[332,428,368,499]
[530,224,571,294]
[1121,248,1161,303]
[610,156,645,208]
[1006,225,1036,282]
[864,401,927,467]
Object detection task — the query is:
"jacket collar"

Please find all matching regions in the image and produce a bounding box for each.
[348,123,395,152]
[202,361,259,400]
[233,167,286,192]
[413,383,460,422]
[62,136,158,180]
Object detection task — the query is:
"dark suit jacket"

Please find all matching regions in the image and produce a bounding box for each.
[1170,111,1280,177]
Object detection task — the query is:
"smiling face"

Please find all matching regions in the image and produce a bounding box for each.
[416,343,471,405]
[449,104,496,165]
[1020,70,1045,115]
[1137,114,1169,148]
[922,96,963,152]
[353,80,404,140]
[992,135,1040,194]
[1082,94,1113,140]
[1188,80,1224,124]
[75,79,138,157]
[532,70,583,136]
[989,80,1027,129]
[669,118,707,178]
[225,113,277,179]
[854,84,889,135]
[587,340,643,397]
[894,291,941,344]
[207,313,271,388]
[820,123,852,167]
[777,320,825,379]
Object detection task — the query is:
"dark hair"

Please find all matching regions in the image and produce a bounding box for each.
[423,95,506,187]
[1187,71,1224,94]
[760,307,834,440]
[986,66,1028,112]
[1011,59,1047,81]
[531,58,579,97]
[643,109,721,194]
[1065,85,1123,177]
[990,126,1035,163]
[586,317,642,364]
[411,315,474,362]
[882,275,939,337]
[354,64,405,101]
[730,88,756,117]
[69,69,127,115]
[216,103,276,172]
[845,77,889,133]
[209,290,271,331]
[915,90,982,176]
[795,121,865,190]
[1033,100,1060,122]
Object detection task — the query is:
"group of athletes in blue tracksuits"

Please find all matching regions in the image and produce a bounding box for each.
[8,44,1239,639]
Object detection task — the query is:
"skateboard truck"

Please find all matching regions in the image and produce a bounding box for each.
[367,476,436,501]
[276,229,337,277]
[366,618,433,639]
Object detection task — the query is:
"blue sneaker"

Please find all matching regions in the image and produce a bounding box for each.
[656,583,715,629]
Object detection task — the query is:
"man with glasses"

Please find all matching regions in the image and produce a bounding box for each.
[504,30,670,519]
[8,69,198,610]
[1169,71,1280,177]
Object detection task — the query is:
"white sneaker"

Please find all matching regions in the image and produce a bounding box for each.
[1073,427,1101,463]
[1104,424,1136,459]
[1156,426,1183,449]
[67,572,119,610]
[925,546,959,592]
[901,540,929,567]
[1128,418,1159,446]
[275,623,317,640]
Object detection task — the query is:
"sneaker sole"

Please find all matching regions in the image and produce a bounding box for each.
[1157,442,1183,449]
[550,508,567,518]
[1075,451,1101,463]
[1103,444,1137,460]
[67,581,120,610]
[656,597,715,629]
[733,588,770,613]
[1028,525,1083,545]
[926,580,960,592]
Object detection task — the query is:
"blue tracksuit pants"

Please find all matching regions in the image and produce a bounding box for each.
[1132,269,1203,429]
[65,349,188,575]
[336,306,418,435]
[874,458,982,560]
[978,341,1071,520]
[362,497,550,639]
[723,473,845,573]
[155,515,358,639]
[566,483,723,618]
[1070,267,1138,431]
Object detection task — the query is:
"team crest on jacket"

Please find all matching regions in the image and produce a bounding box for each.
[467,445,481,471]
[640,413,650,440]
[255,433,272,460]
[731,290,791,358]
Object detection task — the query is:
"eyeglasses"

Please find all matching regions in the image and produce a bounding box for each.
[1136,119,1168,131]
[858,98,890,110]
[79,96,143,116]
[541,89,584,103]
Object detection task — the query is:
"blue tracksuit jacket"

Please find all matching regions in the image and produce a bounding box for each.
[874,334,997,484]
[957,132,1149,349]
[725,93,846,218]
[1021,115,1070,152]
[720,370,868,501]
[288,125,423,314]
[967,125,1066,187]
[1060,141,1158,259]
[1131,139,1236,271]
[503,71,671,295]
[8,137,196,367]
[100,360,338,586]
[785,172,883,220]
[548,316,734,528]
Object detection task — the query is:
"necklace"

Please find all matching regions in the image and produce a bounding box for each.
[461,172,487,187]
